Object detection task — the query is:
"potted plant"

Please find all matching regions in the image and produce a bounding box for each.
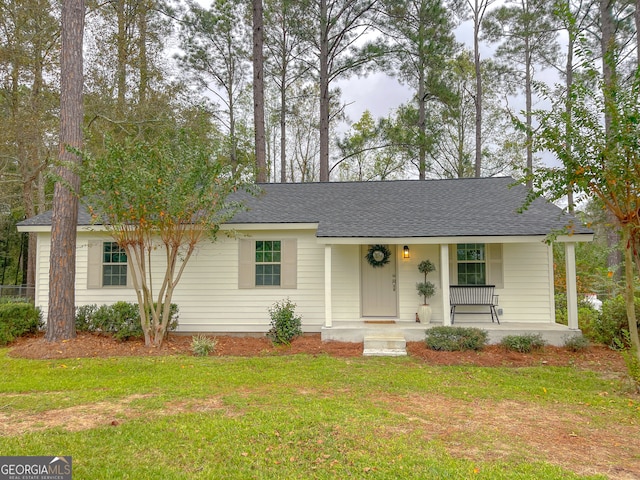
[416,259,436,323]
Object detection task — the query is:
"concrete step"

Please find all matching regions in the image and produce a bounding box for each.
[363,334,407,357]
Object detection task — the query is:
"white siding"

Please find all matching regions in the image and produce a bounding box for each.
[36,230,326,333]
[33,232,556,330]
[330,245,360,321]
[498,242,554,323]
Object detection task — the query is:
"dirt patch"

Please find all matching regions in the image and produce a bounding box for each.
[0,394,227,436]
[7,332,629,374]
[384,393,640,479]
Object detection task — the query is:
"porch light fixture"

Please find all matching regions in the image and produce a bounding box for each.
[403,245,410,259]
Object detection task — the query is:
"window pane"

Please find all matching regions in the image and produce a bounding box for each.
[456,243,486,285]
[256,264,281,286]
[103,242,127,286]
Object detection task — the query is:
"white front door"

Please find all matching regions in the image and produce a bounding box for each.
[361,245,398,317]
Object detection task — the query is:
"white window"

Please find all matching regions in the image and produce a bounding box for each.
[238,239,297,289]
[456,243,486,285]
[450,243,503,288]
[102,242,128,286]
[87,240,129,288]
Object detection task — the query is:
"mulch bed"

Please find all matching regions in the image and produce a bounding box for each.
[6,332,628,373]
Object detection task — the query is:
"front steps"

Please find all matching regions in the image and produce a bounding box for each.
[363,333,407,357]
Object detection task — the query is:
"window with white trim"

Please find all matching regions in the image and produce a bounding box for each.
[238,238,297,289]
[456,243,486,285]
[255,240,281,286]
[102,242,128,286]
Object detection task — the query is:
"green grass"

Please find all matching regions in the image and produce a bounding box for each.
[0,350,637,479]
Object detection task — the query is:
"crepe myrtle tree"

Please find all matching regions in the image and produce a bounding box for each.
[80,130,247,347]
[524,59,640,364]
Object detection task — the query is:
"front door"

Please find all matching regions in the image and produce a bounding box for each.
[361,245,398,317]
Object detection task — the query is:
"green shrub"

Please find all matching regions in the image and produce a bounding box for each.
[267,298,302,345]
[500,333,546,353]
[424,326,488,351]
[0,302,42,346]
[191,334,217,356]
[563,335,590,352]
[74,302,179,341]
[595,295,640,348]
[75,304,99,332]
[576,306,601,340]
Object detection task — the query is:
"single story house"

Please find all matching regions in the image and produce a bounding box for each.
[18,177,593,345]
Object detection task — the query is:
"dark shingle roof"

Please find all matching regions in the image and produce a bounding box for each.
[18,177,592,238]
[228,177,591,238]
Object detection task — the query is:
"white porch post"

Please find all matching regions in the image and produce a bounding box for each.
[324,244,332,328]
[440,244,451,326]
[565,242,579,330]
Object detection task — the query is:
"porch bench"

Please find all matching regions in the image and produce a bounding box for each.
[450,285,499,324]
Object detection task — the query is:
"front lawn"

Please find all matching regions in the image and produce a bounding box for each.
[0,350,638,479]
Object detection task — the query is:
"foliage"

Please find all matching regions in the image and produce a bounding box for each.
[525,38,640,360]
[190,334,218,357]
[416,259,436,304]
[0,302,42,346]
[74,302,179,342]
[80,129,245,347]
[266,298,302,345]
[596,295,640,349]
[563,335,590,352]
[424,326,488,351]
[377,0,457,179]
[554,293,601,340]
[500,333,546,353]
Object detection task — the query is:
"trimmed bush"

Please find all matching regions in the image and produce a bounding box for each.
[424,326,488,351]
[563,335,590,352]
[191,334,218,356]
[0,302,42,346]
[74,302,179,341]
[500,333,546,353]
[267,298,302,345]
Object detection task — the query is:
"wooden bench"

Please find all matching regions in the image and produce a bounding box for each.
[450,285,500,324]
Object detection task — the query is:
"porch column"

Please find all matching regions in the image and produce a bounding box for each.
[440,244,451,326]
[565,242,579,330]
[324,244,332,328]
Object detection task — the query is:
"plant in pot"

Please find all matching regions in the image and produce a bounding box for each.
[416,259,436,323]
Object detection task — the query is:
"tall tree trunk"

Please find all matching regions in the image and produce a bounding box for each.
[138,0,148,105]
[473,0,483,178]
[46,0,84,342]
[565,9,575,213]
[253,0,267,183]
[280,74,287,183]
[600,0,622,279]
[417,74,427,180]
[116,0,126,113]
[525,33,533,188]
[319,0,330,182]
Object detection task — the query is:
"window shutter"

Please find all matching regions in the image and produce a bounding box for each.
[448,244,458,284]
[281,239,297,289]
[87,240,102,289]
[486,244,504,288]
[238,239,255,288]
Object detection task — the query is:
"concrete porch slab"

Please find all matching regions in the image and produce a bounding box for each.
[322,321,582,346]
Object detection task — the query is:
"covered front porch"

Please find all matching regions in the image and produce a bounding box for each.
[319,241,585,346]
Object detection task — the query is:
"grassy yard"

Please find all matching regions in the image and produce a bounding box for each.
[0,350,639,479]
